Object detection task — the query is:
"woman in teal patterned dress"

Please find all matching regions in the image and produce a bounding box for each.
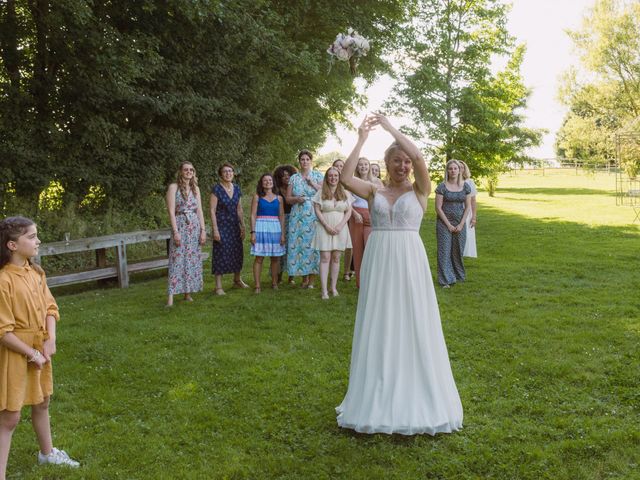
[285,150,323,288]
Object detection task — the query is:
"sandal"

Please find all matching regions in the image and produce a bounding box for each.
[214,288,226,296]
[321,291,330,300]
[254,287,261,294]
[331,290,339,297]
[271,284,278,290]
[343,273,351,281]
[233,280,249,289]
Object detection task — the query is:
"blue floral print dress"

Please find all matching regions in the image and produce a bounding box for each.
[287,171,323,276]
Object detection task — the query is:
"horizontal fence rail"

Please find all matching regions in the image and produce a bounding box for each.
[35,229,208,288]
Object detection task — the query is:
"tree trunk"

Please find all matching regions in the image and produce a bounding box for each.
[0,0,22,89]
[29,0,51,126]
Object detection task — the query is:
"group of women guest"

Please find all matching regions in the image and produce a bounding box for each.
[434,159,477,288]
[165,161,246,306]
[164,149,327,302]
[165,148,478,300]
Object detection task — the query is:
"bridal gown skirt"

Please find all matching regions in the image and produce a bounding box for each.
[463,215,477,258]
[336,229,463,435]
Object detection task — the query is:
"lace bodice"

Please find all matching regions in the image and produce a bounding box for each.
[370,191,424,231]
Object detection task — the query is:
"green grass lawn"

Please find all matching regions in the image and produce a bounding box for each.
[8,171,640,479]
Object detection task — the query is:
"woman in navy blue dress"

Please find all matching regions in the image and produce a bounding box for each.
[210,163,249,295]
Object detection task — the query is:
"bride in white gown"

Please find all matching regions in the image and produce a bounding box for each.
[336,114,463,435]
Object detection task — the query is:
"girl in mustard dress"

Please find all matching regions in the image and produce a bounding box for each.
[0,217,79,479]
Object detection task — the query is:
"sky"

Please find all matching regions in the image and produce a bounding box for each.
[319,0,596,161]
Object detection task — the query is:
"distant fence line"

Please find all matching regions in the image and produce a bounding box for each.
[508,158,617,175]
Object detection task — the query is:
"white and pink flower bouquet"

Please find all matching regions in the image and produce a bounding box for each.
[327,28,370,74]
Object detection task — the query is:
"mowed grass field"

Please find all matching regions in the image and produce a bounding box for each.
[7,170,640,479]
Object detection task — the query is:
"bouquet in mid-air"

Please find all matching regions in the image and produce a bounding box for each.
[327,28,370,74]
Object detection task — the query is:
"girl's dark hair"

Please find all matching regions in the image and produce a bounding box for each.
[256,173,274,197]
[0,216,43,273]
[273,164,298,195]
[297,149,313,162]
[218,162,235,177]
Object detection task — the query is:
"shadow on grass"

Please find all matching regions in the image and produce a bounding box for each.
[336,427,447,446]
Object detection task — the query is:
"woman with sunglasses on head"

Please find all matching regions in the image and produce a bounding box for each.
[166,161,207,307]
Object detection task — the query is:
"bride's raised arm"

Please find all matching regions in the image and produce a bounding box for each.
[369,113,431,197]
[341,117,378,200]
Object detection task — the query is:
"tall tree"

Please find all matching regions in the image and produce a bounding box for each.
[557,0,640,174]
[388,0,541,189]
[0,0,410,216]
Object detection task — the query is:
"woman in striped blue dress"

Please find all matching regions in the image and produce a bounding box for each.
[250,173,286,293]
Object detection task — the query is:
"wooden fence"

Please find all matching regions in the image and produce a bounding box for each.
[35,229,208,288]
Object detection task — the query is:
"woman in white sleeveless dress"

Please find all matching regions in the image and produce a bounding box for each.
[458,160,477,258]
[337,113,463,435]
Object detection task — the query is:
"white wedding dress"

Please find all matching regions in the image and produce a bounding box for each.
[463,179,477,258]
[336,190,463,435]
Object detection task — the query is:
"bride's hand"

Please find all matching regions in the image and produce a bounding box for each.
[357,116,374,140]
[370,112,392,131]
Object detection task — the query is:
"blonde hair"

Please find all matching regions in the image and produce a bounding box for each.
[383,143,412,185]
[321,167,348,201]
[457,160,471,180]
[444,160,464,187]
[176,161,198,199]
[355,157,375,183]
[370,161,381,178]
[383,142,405,165]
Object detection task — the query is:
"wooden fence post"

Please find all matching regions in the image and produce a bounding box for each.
[115,242,129,288]
[96,248,109,286]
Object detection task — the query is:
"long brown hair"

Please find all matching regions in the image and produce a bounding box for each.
[0,216,43,273]
[176,161,198,199]
[321,167,348,201]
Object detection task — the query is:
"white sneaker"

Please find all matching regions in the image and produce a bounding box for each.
[38,447,80,467]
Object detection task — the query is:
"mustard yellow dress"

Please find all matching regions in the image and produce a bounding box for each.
[0,262,59,411]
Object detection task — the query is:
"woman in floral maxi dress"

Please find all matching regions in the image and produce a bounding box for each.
[166,161,207,307]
